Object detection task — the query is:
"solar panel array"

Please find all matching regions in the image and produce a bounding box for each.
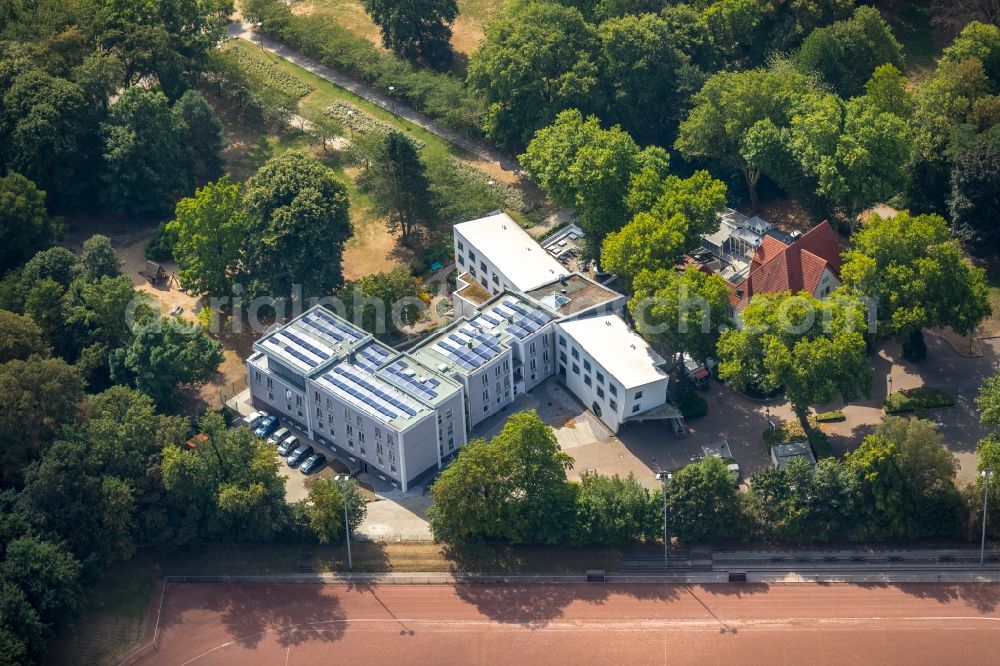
[355,342,390,373]
[299,310,362,346]
[262,329,334,370]
[318,363,425,424]
[382,360,443,402]
[432,326,504,371]
[490,298,552,340]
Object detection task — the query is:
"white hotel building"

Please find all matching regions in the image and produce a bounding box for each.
[246,213,682,488]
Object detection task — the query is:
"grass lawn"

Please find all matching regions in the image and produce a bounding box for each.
[295,0,508,58]
[224,39,460,164]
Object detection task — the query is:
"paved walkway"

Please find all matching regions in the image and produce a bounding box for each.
[226,21,521,174]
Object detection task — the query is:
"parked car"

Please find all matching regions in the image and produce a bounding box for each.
[277,436,299,456]
[286,444,313,468]
[253,415,279,438]
[242,411,265,429]
[269,427,291,445]
[299,453,327,474]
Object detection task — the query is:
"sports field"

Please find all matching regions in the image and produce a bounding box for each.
[130,581,1000,665]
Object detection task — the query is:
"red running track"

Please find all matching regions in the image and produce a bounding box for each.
[137,582,1000,665]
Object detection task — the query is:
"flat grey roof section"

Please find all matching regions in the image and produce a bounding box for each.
[525,273,621,318]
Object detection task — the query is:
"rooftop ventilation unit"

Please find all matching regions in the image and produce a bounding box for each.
[437,363,449,372]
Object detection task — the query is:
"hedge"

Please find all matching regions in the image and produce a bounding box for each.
[883,387,955,414]
[260,11,484,139]
[814,410,846,423]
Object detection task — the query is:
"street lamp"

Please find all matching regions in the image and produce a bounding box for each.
[254,22,264,51]
[344,491,353,570]
[982,468,993,566]
[347,109,355,140]
[652,457,672,568]
[387,85,396,115]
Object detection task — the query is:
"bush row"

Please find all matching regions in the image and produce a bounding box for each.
[323,101,425,149]
[225,45,315,98]
[260,11,484,139]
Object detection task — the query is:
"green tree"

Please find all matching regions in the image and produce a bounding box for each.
[665,456,743,542]
[596,12,699,146]
[572,472,657,545]
[243,151,353,300]
[365,132,437,246]
[172,89,225,179]
[0,357,83,484]
[0,311,49,363]
[168,178,247,298]
[0,537,81,626]
[626,170,728,249]
[629,266,731,362]
[110,316,223,410]
[0,578,47,664]
[23,279,68,356]
[361,0,457,68]
[0,173,58,275]
[787,93,911,221]
[845,435,908,540]
[494,411,575,544]
[160,414,288,542]
[1,69,93,210]
[950,137,1000,255]
[467,0,600,148]
[873,416,963,538]
[428,436,516,544]
[301,477,367,543]
[91,0,233,98]
[841,211,991,360]
[864,64,914,118]
[793,6,904,98]
[716,290,872,439]
[79,235,121,281]
[676,66,807,212]
[600,213,686,289]
[428,411,574,544]
[940,21,1000,85]
[521,109,668,257]
[101,87,193,218]
[342,268,424,340]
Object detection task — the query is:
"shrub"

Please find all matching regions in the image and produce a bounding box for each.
[446,159,538,214]
[145,222,177,261]
[815,410,846,423]
[883,386,955,414]
[224,46,314,98]
[262,10,484,139]
[323,102,425,148]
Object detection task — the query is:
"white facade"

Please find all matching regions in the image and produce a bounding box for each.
[555,315,670,434]
[454,212,569,293]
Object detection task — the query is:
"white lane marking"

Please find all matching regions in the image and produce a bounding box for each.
[173,616,1000,665]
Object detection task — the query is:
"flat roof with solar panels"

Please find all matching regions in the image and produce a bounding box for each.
[254,306,366,375]
[376,354,464,409]
[479,295,553,340]
[253,306,463,430]
[410,317,514,378]
[314,361,433,429]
